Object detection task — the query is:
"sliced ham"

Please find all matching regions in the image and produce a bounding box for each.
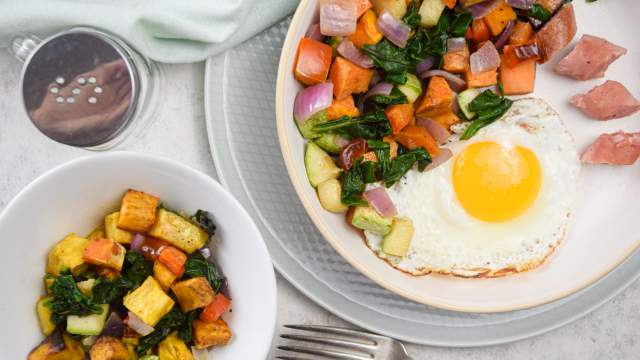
[554,35,627,80]
[581,131,640,165]
[536,3,577,63]
[570,81,640,120]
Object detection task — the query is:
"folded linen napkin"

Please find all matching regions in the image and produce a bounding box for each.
[0,0,299,63]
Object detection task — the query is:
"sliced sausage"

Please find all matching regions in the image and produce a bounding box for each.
[571,80,640,120]
[536,3,577,63]
[581,131,640,165]
[554,35,627,80]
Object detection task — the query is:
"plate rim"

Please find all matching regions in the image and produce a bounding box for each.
[274,0,640,313]
[204,49,640,346]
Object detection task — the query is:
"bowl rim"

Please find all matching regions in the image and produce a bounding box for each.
[275,0,640,313]
[0,151,277,357]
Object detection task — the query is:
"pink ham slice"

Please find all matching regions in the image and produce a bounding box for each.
[536,3,577,63]
[571,80,640,120]
[581,131,640,165]
[554,35,627,80]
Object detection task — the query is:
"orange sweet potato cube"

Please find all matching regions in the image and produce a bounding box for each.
[443,45,469,74]
[83,238,126,271]
[465,68,498,88]
[326,95,360,120]
[349,10,383,48]
[294,38,333,86]
[415,76,453,118]
[329,57,373,100]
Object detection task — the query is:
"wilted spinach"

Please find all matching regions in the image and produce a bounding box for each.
[314,111,392,140]
[191,210,217,237]
[403,0,421,28]
[184,252,223,293]
[526,4,551,21]
[92,251,153,304]
[136,307,186,355]
[46,271,103,324]
[461,90,513,140]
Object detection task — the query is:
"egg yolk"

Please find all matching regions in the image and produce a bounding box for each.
[452,141,541,222]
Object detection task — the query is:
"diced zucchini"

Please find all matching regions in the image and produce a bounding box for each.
[305,142,341,187]
[457,88,482,120]
[371,0,407,19]
[67,304,109,336]
[77,279,95,297]
[148,209,208,254]
[86,225,105,240]
[123,276,175,327]
[317,179,348,213]
[36,297,56,336]
[419,0,446,27]
[118,189,160,232]
[104,212,134,244]
[381,217,415,257]
[296,111,329,139]
[351,206,393,235]
[46,233,89,276]
[316,133,346,154]
[397,74,422,103]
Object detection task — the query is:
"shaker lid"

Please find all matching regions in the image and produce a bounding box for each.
[20,28,139,147]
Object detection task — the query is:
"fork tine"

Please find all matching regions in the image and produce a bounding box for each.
[284,324,384,342]
[278,345,373,360]
[281,333,377,353]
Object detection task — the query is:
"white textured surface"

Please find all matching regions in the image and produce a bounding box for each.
[0,50,638,359]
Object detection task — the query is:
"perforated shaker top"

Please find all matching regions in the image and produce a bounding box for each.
[21,29,138,147]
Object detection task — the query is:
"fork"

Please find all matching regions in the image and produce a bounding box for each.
[276,324,414,360]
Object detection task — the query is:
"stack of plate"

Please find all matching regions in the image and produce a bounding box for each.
[204,18,640,346]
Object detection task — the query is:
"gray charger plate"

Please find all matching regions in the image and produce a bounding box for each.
[203,18,640,347]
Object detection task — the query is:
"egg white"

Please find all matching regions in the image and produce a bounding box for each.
[365,98,581,277]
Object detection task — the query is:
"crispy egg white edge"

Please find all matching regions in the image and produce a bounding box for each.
[364,98,581,277]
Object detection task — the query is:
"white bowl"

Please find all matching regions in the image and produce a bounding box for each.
[276,0,640,312]
[0,152,276,358]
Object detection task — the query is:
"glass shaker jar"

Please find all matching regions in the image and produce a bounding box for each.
[9,27,163,150]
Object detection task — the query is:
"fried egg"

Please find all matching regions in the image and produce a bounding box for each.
[365,98,581,277]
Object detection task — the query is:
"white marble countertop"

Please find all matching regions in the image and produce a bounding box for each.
[1,50,638,359]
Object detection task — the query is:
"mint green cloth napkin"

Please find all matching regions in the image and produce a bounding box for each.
[0,0,299,63]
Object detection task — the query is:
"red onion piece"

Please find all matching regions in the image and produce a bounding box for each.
[425,148,453,171]
[126,312,154,336]
[494,20,515,50]
[419,70,467,92]
[199,247,211,259]
[130,233,145,252]
[191,346,208,360]
[506,0,535,10]
[103,312,124,338]
[470,41,501,75]
[293,82,334,123]
[416,118,451,144]
[362,81,393,103]
[514,43,541,61]
[447,37,467,53]
[320,0,358,36]
[364,187,397,218]
[306,23,324,41]
[469,0,501,19]
[337,39,374,68]
[376,10,411,48]
[416,56,436,73]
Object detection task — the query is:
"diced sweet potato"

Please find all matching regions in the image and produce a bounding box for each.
[46,234,89,276]
[148,209,208,254]
[200,293,231,323]
[383,136,399,159]
[484,2,516,36]
[415,76,453,118]
[432,112,461,129]
[465,68,497,87]
[117,190,160,233]
[329,57,373,100]
[158,246,187,276]
[192,319,232,349]
[443,44,469,74]
[395,125,441,156]
[87,225,105,240]
[357,0,373,18]
[386,103,414,135]
[499,56,536,95]
[349,10,383,48]
[327,95,360,120]
[158,332,194,360]
[362,151,378,162]
[28,332,85,360]
[89,336,129,360]
[469,19,490,43]
[83,238,126,271]
[154,261,178,291]
[294,38,333,86]
[123,277,174,327]
[171,277,215,312]
[104,212,133,244]
[538,0,563,12]
[443,0,456,9]
[509,21,533,46]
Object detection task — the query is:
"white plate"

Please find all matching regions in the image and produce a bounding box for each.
[276,0,640,312]
[0,152,277,359]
